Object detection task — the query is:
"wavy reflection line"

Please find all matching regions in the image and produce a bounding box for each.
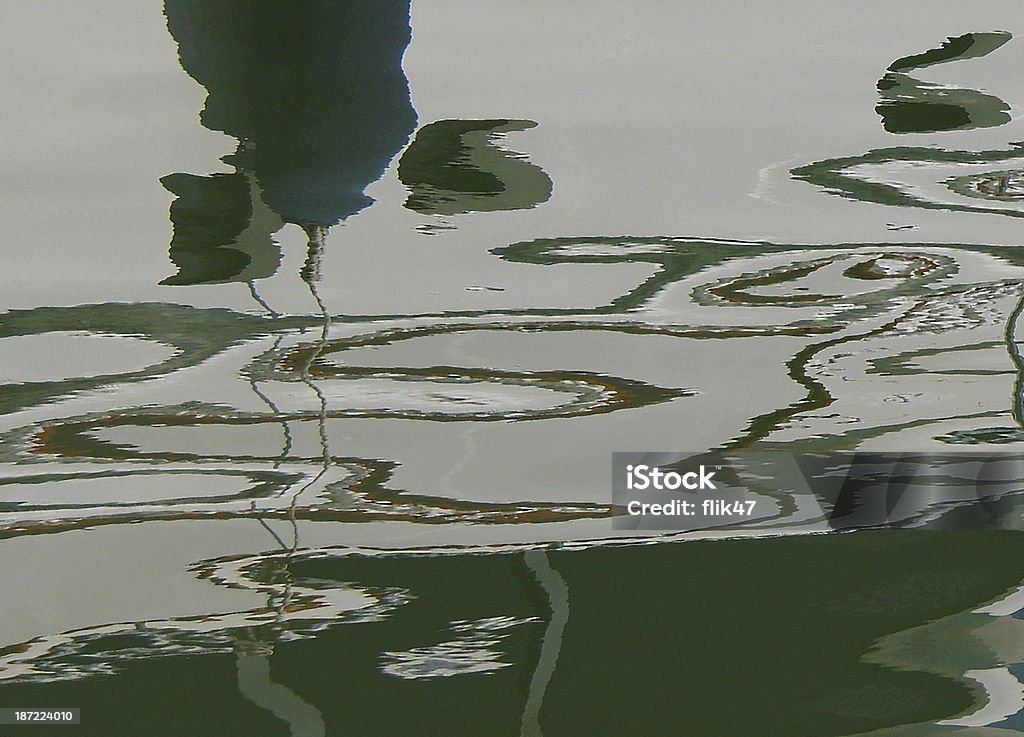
[792,145,1024,223]
[8,247,1022,535]
[489,237,1024,321]
[246,333,292,470]
[2,481,612,542]
[0,302,286,417]
[0,468,302,513]
[702,252,944,307]
[6,244,1024,540]
[732,278,1024,449]
[11,417,613,536]
[286,226,335,551]
[1007,289,1024,427]
[277,322,839,364]
[0,548,412,683]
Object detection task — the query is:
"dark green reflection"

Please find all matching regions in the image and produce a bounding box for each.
[887,32,1012,73]
[159,171,282,286]
[876,32,1011,134]
[398,119,553,215]
[2,532,1022,736]
[160,0,417,284]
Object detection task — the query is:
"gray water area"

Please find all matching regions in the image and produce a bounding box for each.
[4,2,1024,735]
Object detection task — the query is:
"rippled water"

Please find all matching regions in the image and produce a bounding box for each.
[4,2,1024,735]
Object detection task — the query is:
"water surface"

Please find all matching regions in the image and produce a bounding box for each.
[3,1,1024,734]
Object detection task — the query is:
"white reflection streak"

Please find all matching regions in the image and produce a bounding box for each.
[976,580,1024,617]
[237,654,327,737]
[938,667,1024,728]
[520,550,569,737]
[749,156,802,205]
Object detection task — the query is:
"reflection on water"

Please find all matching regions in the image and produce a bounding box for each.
[165,0,417,228]
[8,239,1024,534]
[3,3,1024,736]
[160,0,550,285]
[4,235,1024,732]
[876,32,1012,134]
[3,533,1024,737]
[160,169,284,286]
[398,119,552,216]
[793,144,1024,221]
[161,0,417,287]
